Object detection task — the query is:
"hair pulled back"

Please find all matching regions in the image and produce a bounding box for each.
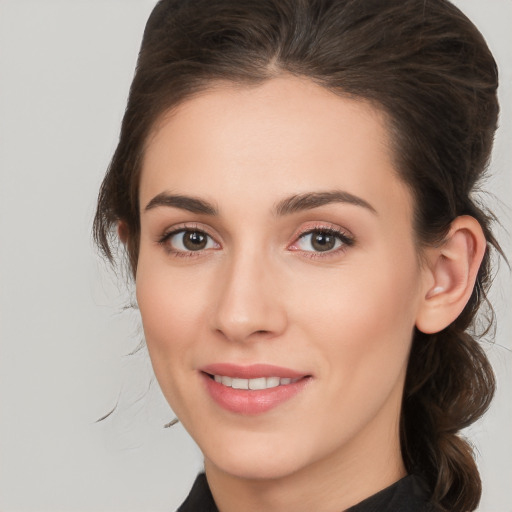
[94,1,500,510]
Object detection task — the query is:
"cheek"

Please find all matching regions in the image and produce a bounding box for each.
[295,247,422,388]
[135,258,214,423]
[135,254,206,372]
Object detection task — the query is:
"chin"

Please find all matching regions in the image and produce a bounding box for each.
[208,453,305,482]
[200,428,319,482]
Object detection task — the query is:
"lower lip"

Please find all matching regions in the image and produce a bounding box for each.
[202,373,311,415]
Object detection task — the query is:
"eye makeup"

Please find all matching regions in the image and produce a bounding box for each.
[156,220,355,260]
[157,222,220,258]
[288,222,355,260]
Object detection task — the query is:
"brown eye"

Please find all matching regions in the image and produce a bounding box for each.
[310,232,337,252]
[165,229,218,253]
[295,229,350,253]
[183,231,208,250]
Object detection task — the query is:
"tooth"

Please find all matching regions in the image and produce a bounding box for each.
[221,376,233,387]
[249,377,267,390]
[215,375,298,390]
[266,377,280,388]
[232,378,249,389]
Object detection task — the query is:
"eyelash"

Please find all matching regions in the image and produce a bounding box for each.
[157,223,355,259]
[291,225,355,259]
[158,223,216,258]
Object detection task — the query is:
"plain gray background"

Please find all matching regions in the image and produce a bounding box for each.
[0,1,510,510]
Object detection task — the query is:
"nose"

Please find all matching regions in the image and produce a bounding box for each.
[210,250,288,344]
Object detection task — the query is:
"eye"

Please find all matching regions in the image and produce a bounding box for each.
[160,228,219,254]
[292,228,354,254]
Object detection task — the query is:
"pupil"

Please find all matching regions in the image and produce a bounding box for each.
[184,231,207,250]
[312,232,335,252]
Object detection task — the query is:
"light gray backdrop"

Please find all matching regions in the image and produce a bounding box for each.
[0,1,510,511]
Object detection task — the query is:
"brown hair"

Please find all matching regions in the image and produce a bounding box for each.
[94,1,501,510]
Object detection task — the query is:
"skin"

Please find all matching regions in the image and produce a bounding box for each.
[134,76,475,512]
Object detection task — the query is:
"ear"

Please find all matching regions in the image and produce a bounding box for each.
[416,216,487,334]
[117,220,129,245]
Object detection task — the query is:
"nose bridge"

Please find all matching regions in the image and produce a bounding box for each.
[211,244,287,342]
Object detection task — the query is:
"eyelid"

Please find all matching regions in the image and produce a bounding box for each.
[158,221,208,240]
[291,221,354,241]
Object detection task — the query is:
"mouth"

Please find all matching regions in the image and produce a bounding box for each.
[200,363,312,414]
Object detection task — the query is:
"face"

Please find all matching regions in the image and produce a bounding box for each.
[136,77,428,482]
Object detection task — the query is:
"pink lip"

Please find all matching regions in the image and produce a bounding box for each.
[200,363,306,379]
[200,363,311,415]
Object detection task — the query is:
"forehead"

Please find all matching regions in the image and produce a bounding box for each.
[139,76,413,222]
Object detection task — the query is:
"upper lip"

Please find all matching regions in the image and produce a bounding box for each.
[200,363,309,379]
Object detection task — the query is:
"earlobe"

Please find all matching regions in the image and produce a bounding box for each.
[117,220,129,244]
[416,216,486,334]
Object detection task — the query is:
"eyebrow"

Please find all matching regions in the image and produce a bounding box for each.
[144,193,218,215]
[273,190,377,216]
[144,190,377,216]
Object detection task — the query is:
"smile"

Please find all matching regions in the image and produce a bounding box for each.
[211,375,301,390]
[200,364,311,414]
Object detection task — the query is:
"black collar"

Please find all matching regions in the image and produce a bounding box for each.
[177,472,439,511]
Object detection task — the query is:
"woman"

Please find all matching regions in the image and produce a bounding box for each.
[94,0,503,510]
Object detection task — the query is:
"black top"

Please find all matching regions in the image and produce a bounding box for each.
[177,472,439,511]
